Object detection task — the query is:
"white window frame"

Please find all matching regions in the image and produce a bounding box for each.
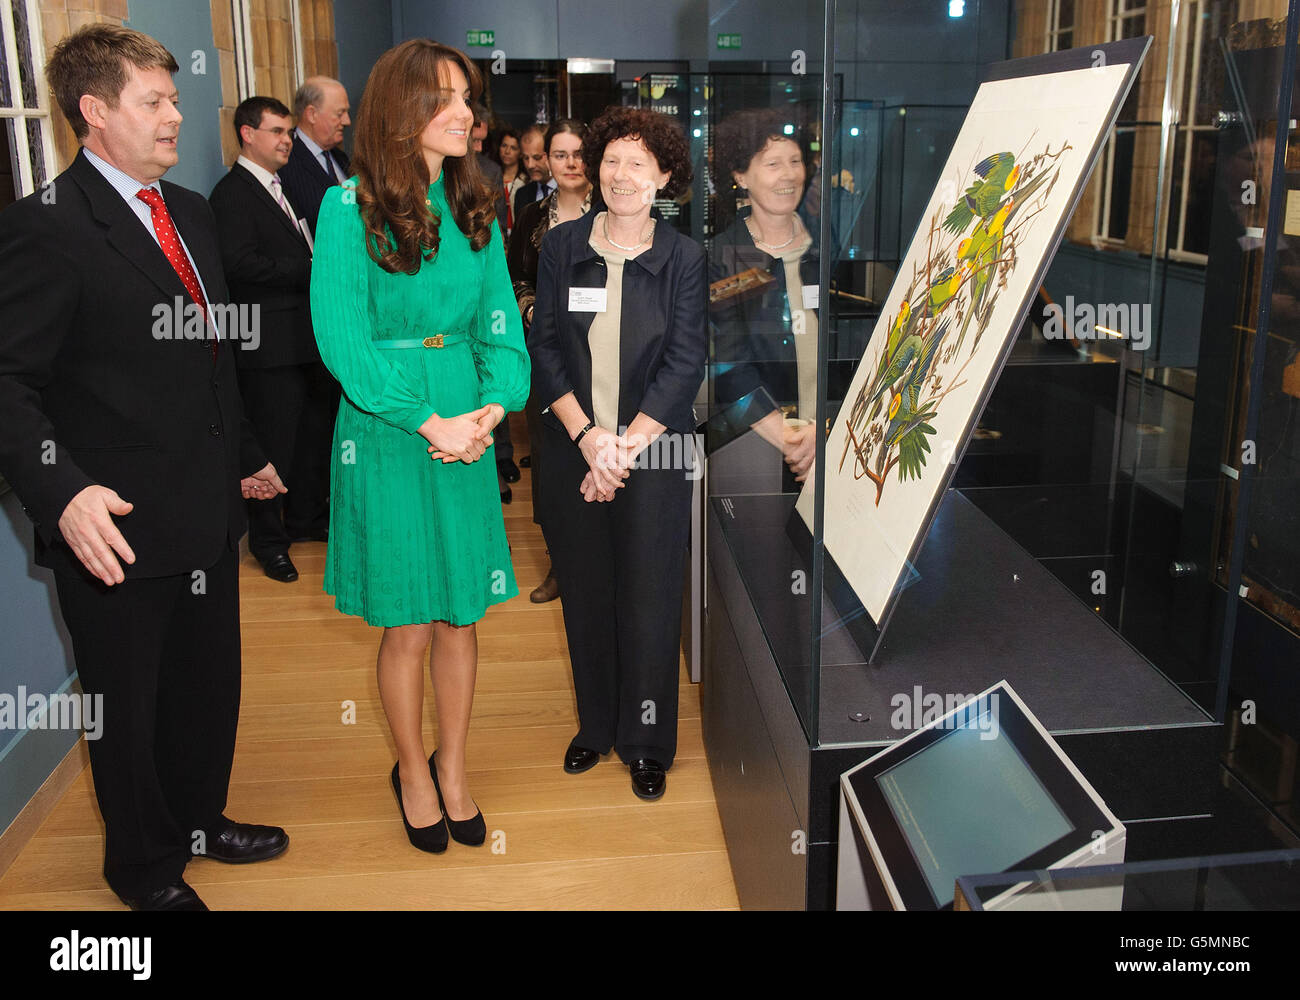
[1046,0,1076,53]
[1166,0,1221,265]
[230,0,305,102]
[1092,0,1148,245]
[0,0,57,198]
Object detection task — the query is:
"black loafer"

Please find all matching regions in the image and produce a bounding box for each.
[629,759,666,800]
[120,879,208,911]
[519,455,531,469]
[564,742,601,774]
[195,817,289,863]
[500,485,512,504]
[499,459,521,483]
[262,553,298,583]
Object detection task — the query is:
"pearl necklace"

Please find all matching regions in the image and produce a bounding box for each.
[603,213,655,253]
[747,215,797,251]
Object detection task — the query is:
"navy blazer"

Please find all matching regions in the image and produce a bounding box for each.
[277,130,350,238]
[531,211,707,435]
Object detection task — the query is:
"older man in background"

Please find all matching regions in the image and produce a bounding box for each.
[279,75,350,239]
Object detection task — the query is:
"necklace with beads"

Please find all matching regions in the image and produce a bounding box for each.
[603,213,655,253]
[746,215,797,251]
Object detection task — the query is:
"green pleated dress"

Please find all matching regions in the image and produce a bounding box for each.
[310,174,530,627]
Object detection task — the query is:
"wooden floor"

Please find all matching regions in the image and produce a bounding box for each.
[0,419,739,910]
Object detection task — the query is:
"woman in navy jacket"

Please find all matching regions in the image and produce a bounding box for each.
[529,107,706,800]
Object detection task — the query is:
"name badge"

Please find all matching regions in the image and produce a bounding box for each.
[569,287,608,312]
[801,285,819,310]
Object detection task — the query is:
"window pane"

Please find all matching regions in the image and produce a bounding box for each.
[1059,0,1075,27]
[1107,130,1135,239]
[0,9,12,108]
[12,0,38,109]
[1,120,17,209]
[25,117,45,188]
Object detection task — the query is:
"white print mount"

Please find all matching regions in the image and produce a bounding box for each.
[797,47,1148,628]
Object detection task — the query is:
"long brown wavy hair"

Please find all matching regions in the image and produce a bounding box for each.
[350,39,496,274]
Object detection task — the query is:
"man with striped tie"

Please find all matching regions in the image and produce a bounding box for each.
[210,97,324,582]
[0,24,288,910]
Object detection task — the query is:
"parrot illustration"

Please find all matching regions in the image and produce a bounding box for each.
[943,152,1020,234]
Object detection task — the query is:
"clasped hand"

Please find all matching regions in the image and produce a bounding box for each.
[578,428,649,502]
[421,404,503,463]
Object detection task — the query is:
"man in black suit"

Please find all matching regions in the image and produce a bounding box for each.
[210,97,325,582]
[512,124,555,223]
[278,75,351,239]
[0,24,288,910]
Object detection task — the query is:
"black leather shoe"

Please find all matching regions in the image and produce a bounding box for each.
[196,817,289,863]
[629,759,667,800]
[500,485,512,504]
[391,763,448,853]
[499,458,521,483]
[428,751,486,846]
[529,572,559,604]
[262,553,298,582]
[564,742,601,774]
[120,879,208,911]
[518,455,531,469]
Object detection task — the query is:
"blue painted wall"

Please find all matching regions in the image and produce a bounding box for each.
[126,0,229,196]
[0,489,79,837]
[334,0,394,157]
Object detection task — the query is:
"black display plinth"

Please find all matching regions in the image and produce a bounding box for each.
[702,488,1214,910]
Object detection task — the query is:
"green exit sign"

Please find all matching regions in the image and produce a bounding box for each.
[467,29,495,47]
[717,33,742,50]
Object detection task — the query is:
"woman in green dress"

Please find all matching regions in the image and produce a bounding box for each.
[310,39,529,852]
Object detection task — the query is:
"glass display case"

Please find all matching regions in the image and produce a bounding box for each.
[697,0,1300,910]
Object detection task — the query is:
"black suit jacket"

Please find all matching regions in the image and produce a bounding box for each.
[512,179,553,226]
[530,211,707,435]
[0,149,267,579]
[209,162,316,369]
[277,131,350,238]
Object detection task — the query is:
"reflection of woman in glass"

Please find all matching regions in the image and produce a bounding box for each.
[530,108,706,800]
[310,39,530,852]
[711,109,818,484]
[507,120,594,603]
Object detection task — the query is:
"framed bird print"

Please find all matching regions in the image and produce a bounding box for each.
[796,38,1151,643]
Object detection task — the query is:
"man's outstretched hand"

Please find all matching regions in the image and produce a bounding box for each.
[58,485,136,586]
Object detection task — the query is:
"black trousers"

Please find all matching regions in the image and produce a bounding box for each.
[540,423,692,767]
[238,361,337,558]
[53,549,241,899]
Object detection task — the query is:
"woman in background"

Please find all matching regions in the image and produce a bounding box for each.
[493,125,523,236]
[311,39,529,851]
[529,107,706,800]
[710,108,819,485]
[508,119,593,603]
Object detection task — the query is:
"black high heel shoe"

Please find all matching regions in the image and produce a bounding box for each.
[391,762,448,853]
[428,751,486,846]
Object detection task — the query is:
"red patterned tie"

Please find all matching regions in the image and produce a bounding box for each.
[135,187,214,359]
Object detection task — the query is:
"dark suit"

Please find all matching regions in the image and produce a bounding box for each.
[210,161,333,556]
[530,211,707,767]
[512,178,553,227]
[0,149,267,898]
[277,130,350,239]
